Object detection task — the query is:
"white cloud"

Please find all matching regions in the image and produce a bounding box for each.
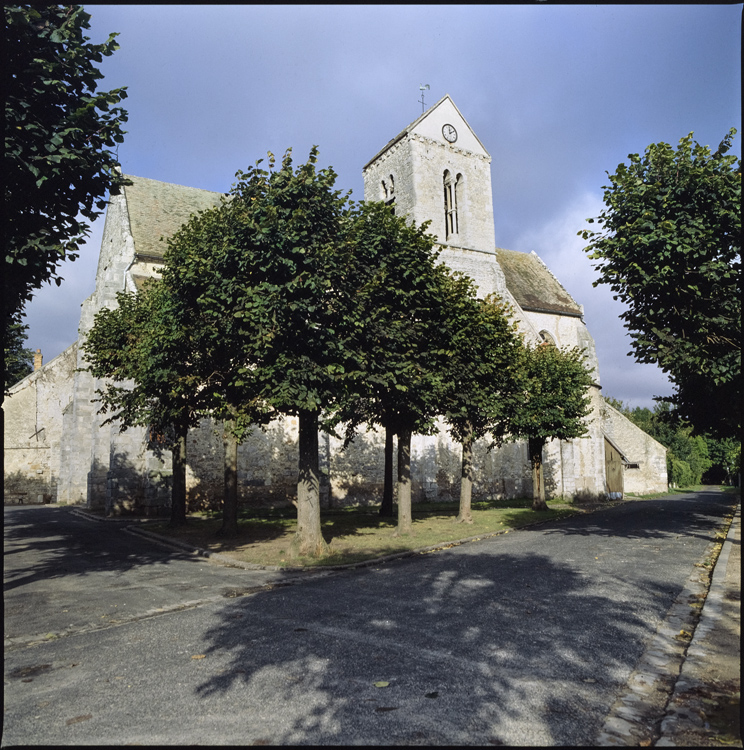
[511,193,674,410]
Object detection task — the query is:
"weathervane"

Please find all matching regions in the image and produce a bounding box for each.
[419,84,430,114]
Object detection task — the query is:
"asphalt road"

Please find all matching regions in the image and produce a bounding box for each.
[3,490,737,746]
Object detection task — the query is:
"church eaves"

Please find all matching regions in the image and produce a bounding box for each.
[121,175,224,262]
[495,247,583,318]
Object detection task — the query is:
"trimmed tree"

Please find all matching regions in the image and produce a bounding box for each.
[338,201,454,534]
[579,129,741,439]
[510,343,594,511]
[4,4,128,331]
[163,149,351,556]
[160,201,272,537]
[82,281,208,527]
[441,288,525,523]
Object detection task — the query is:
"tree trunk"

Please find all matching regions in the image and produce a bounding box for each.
[219,424,239,536]
[396,428,412,535]
[169,427,188,528]
[529,436,549,511]
[379,425,395,517]
[457,422,474,523]
[293,409,329,558]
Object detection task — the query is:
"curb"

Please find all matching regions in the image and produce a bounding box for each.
[654,502,741,747]
[594,499,740,747]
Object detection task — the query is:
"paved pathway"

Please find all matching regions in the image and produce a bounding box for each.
[3,489,740,745]
[656,501,741,747]
[3,505,311,650]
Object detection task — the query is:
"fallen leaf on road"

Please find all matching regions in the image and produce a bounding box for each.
[374,681,390,688]
[191,654,206,660]
[66,714,92,726]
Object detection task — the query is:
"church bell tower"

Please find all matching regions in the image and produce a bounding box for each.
[362,94,505,295]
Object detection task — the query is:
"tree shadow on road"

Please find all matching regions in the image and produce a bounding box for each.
[190,543,689,745]
[539,490,737,544]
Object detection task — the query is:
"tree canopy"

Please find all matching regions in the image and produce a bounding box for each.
[4,4,128,330]
[82,280,212,527]
[510,343,594,510]
[579,129,741,438]
[4,322,34,393]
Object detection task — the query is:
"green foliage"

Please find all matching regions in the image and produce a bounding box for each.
[668,455,694,489]
[441,290,525,446]
[704,436,740,483]
[4,322,34,393]
[510,344,594,443]
[163,147,352,421]
[580,130,741,438]
[336,201,456,441]
[4,4,128,329]
[82,281,208,439]
[159,201,271,441]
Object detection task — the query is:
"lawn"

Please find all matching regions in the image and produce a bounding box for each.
[148,497,582,569]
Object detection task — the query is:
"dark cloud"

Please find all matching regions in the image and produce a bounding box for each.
[23,4,740,408]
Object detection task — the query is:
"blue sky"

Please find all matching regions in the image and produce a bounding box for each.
[23,4,741,409]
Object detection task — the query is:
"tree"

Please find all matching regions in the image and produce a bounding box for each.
[338,201,455,534]
[441,290,525,523]
[164,149,351,556]
[4,4,128,331]
[161,201,273,536]
[510,344,594,510]
[83,281,209,527]
[580,130,741,439]
[703,436,740,485]
[4,322,34,393]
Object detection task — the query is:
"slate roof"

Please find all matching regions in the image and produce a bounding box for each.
[495,247,583,317]
[121,175,224,261]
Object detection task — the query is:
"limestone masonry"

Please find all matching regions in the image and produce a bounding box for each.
[4,95,667,512]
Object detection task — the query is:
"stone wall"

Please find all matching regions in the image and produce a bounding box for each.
[4,344,77,503]
[602,402,668,494]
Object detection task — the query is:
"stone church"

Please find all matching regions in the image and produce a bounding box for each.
[4,95,668,512]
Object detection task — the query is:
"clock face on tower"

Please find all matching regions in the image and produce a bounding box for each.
[442,124,458,143]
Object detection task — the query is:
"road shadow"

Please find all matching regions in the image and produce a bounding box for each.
[191,545,686,745]
[539,490,737,544]
[2,506,200,592]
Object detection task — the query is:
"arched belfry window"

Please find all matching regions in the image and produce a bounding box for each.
[381,174,395,215]
[443,171,460,240]
[539,330,556,346]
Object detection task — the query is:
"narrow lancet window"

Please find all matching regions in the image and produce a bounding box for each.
[444,170,459,240]
[382,175,396,215]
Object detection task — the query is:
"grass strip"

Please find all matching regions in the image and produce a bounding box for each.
[148,497,580,568]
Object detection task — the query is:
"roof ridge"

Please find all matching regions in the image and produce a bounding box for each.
[122,173,224,195]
